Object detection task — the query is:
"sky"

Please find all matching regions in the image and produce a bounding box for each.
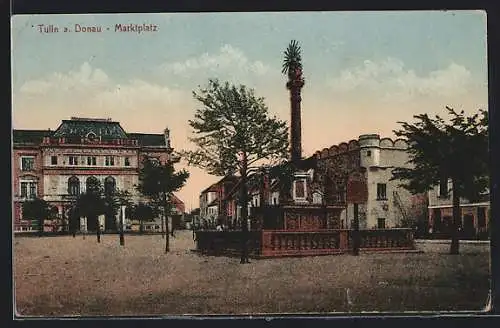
[11,11,488,211]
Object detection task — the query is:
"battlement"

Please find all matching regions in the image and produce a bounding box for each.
[314,135,408,160]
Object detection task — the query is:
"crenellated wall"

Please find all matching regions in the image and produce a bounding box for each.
[310,134,425,229]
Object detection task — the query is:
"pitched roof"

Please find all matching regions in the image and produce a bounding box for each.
[170,194,184,205]
[53,118,128,139]
[200,175,239,194]
[13,129,51,145]
[128,133,165,147]
[13,117,167,147]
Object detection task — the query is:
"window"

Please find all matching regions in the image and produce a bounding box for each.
[312,192,323,204]
[366,150,371,157]
[69,156,78,166]
[87,156,97,166]
[105,156,115,166]
[86,176,100,194]
[20,181,37,199]
[21,157,35,171]
[376,183,387,200]
[68,176,80,196]
[124,157,130,166]
[51,156,58,165]
[377,218,386,229]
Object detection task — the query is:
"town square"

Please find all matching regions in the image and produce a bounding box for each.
[11,11,490,316]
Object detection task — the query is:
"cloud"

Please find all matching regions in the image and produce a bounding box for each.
[91,79,188,113]
[328,57,473,101]
[14,62,193,133]
[160,44,275,81]
[20,62,110,94]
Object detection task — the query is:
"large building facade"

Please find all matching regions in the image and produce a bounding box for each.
[13,117,174,232]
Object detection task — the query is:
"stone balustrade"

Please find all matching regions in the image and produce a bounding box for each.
[194,228,415,258]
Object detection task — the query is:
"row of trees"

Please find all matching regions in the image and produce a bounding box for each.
[21,156,189,253]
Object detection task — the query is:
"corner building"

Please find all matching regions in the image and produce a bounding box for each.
[13,117,173,232]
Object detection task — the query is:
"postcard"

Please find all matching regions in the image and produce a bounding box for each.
[11,11,491,317]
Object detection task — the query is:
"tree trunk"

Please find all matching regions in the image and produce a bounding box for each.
[140,220,144,234]
[119,210,125,246]
[96,216,101,243]
[240,156,250,264]
[450,181,461,255]
[165,213,170,253]
[163,194,170,253]
[38,218,44,237]
[161,215,165,239]
[352,203,360,256]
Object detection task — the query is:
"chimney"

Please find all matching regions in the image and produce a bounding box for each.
[164,127,171,148]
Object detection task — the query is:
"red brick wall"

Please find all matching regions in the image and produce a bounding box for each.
[13,147,43,197]
[13,147,43,226]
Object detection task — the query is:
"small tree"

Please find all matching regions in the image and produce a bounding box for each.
[132,202,156,234]
[391,107,488,254]
[75,179,107,243]
[22,197,51,236]
[182,79,289,263]
[105,189,133,246]
[136,156,189,253]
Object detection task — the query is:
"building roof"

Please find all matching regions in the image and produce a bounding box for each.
[12,129,50,145]
[53,117,128,139]
[170,194,185,205]
[128,133,165,147]
[200,175,239,194]
[13,117,168,148]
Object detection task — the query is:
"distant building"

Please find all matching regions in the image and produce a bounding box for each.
[198,175,239,225]
[13,117,174,232]
[428,180,490,239]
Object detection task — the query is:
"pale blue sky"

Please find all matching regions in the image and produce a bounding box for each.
[11,11,488,210]
[12,11,487,90]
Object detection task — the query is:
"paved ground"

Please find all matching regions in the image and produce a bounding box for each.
[14,231,491,316]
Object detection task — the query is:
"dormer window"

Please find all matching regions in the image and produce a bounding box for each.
[86,131,97,140]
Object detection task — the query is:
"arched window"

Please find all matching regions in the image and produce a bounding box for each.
[104,176,116,195]
[86,176,100,194]
[68,176,80,196]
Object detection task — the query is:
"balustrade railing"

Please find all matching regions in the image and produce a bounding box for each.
[195,230,261,256]
[261,230,346,257]
[348,229,415,250]
[194,228,415,258]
